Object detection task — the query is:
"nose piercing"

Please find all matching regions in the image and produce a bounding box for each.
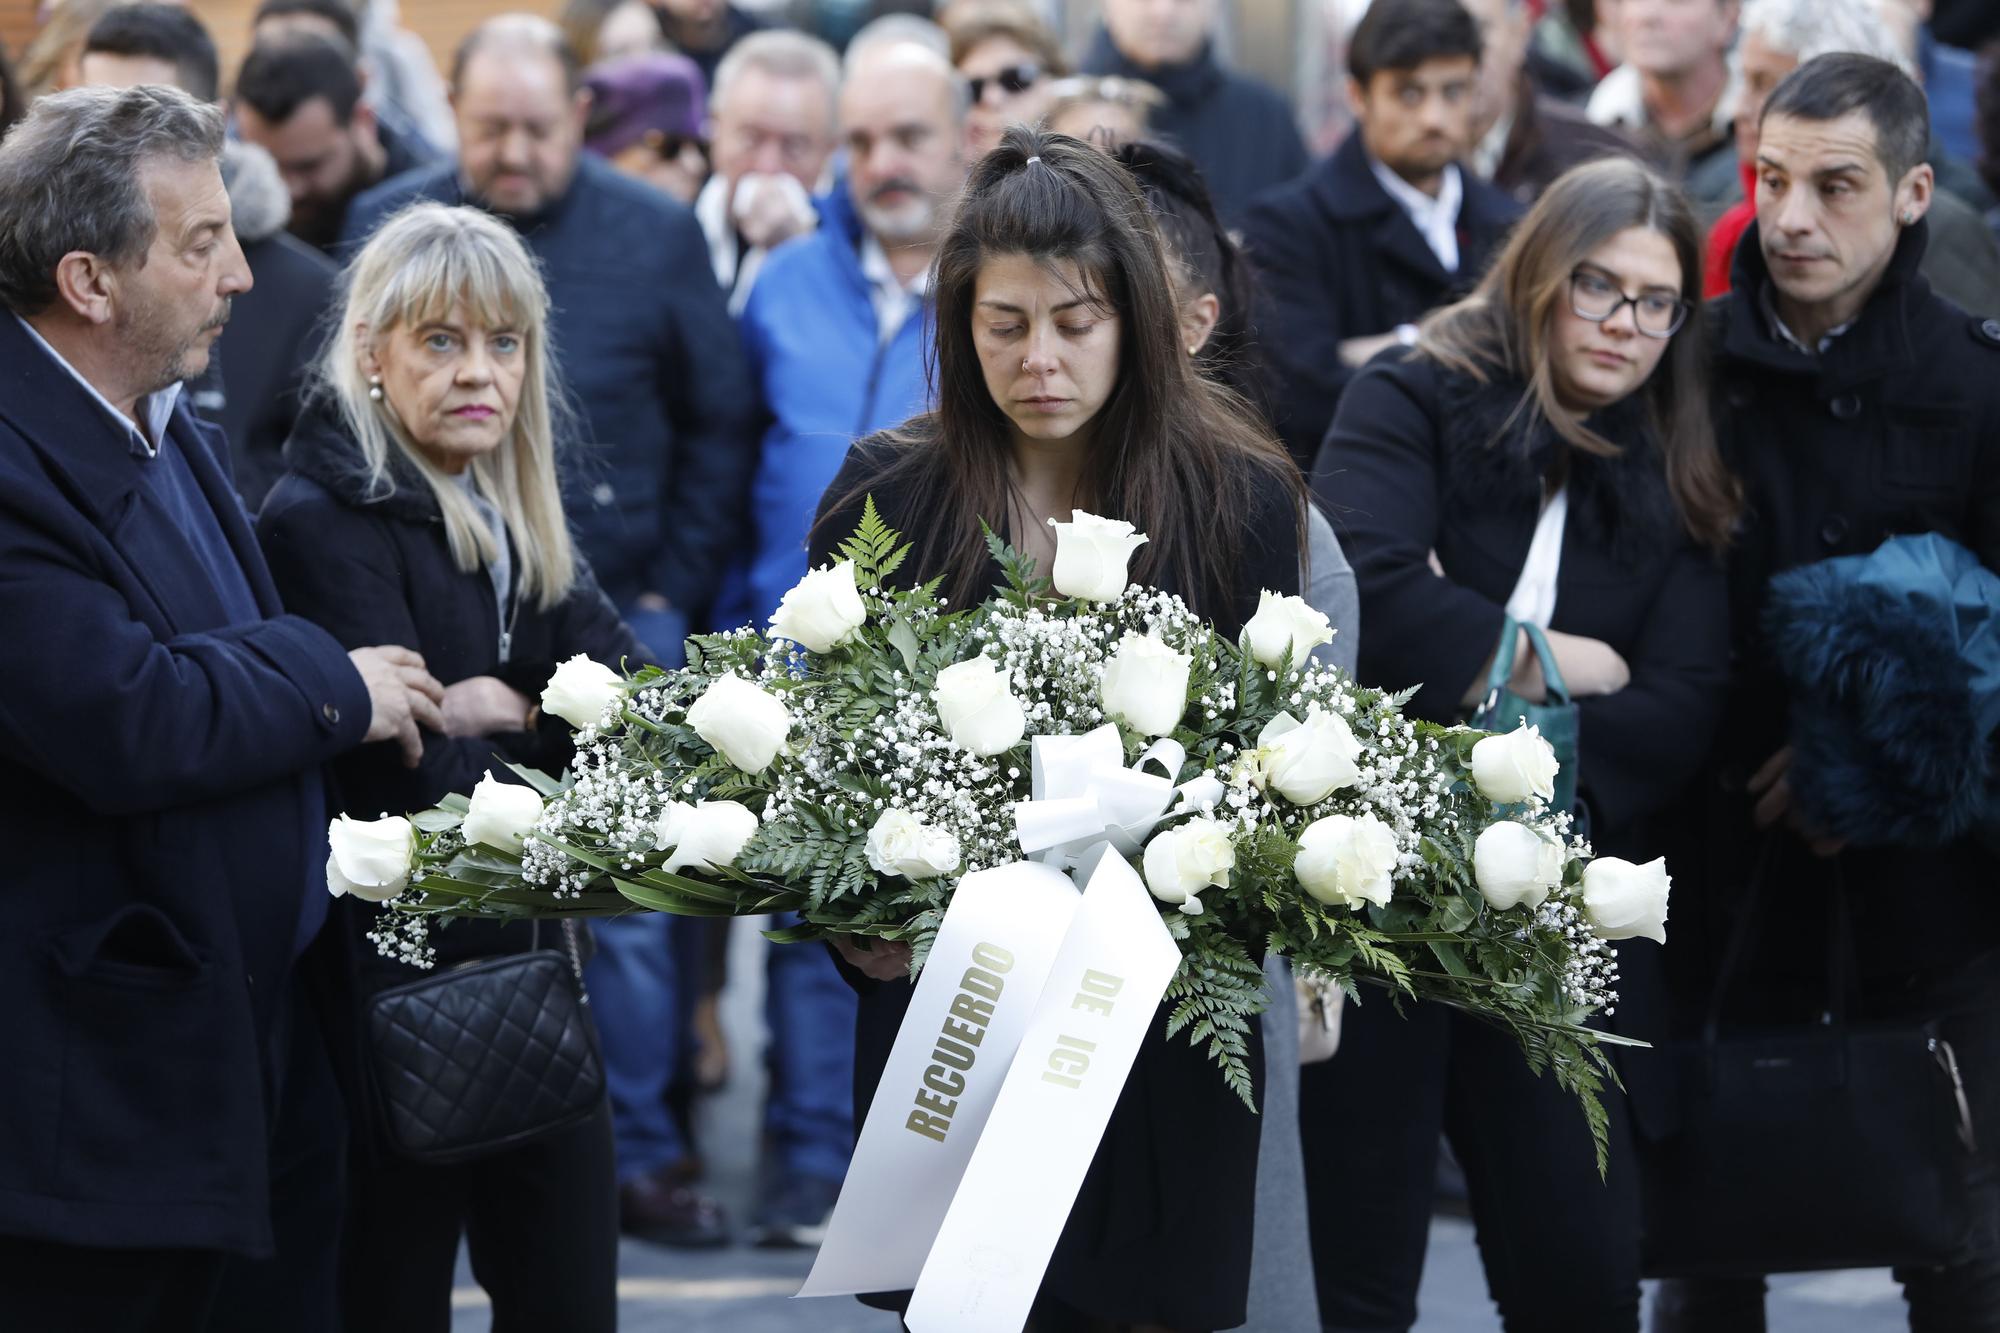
[1022,358,1031,371]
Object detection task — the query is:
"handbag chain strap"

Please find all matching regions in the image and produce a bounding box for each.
[528,919,591,1007]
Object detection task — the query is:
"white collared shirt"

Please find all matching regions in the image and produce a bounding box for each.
[859,233,931,345]
[15,315,181,458]
[1369,155,1464,274]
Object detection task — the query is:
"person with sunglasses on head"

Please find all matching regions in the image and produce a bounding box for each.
[1309,156,1737,1332]
[945,2,1067,159]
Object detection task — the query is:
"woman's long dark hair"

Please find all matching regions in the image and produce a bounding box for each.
[815,125,1304,617]
[1419,157,1739,551]
[1110,136,1266,414]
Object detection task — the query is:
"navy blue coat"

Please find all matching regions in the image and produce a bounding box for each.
[0,314,371,1255]
[341,158,759,616]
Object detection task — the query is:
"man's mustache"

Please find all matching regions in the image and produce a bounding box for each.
[869,179,923,203]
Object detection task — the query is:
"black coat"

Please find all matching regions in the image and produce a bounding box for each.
[1695,220,2000,983]
[1079,29,1309,224]
[1314,351,1730,1136]
[342,157,760,616]
[256,399,645,987]
[0,315,372,1255]
[811,433,1302,1329]
[1314,351,1729,850]
[1242,134,1523,467]
[198,231,338,509]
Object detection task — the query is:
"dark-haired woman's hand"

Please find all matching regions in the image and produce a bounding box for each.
[831,934,913,982]
[440,675,535,738]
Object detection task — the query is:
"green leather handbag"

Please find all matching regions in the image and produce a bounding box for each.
[1469,617,1580,815]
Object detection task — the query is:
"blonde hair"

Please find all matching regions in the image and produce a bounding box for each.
[19,0,121,98]
[326,202,578,609]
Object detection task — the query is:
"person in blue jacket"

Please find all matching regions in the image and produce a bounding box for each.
[341,14,757,666]
[0,85,443,1330]
[716,30,968,1248]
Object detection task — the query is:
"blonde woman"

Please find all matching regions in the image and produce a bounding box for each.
[257,202,634,1333]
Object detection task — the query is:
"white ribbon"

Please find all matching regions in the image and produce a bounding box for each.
[1012,723,1224,875]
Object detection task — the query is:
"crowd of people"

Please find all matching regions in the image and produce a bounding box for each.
[0,0,1998,1329]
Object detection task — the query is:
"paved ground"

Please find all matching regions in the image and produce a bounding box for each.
[451,923,1908,1332]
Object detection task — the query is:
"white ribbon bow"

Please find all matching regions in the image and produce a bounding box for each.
[1012,724,1224,877]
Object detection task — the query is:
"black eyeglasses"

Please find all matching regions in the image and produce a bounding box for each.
[1569,268,1691,338]
[968,63,1042,104]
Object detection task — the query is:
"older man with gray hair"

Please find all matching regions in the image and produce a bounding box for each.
[0,84,442,1329]
[697,28,842,312]
[1698,0,2000,314]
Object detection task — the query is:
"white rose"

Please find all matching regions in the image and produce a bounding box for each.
[1293,813,1398,910]
[657,799,759,874]
[460,771,544,855]
[1047,510,1148,602]
[1581,856,1671,944]
[932,656,1026,756]
[1100,633,1192,738]
[326,814,414,901]
[541,654,625,730]
[1141,816,1236,915]
[865,809,963,880]
[1242,590,1336,670]
[1470,723,1560,805]
[1472,820,1565,912]
[768,560,867,653]
[687,674,793,774]
[1254,709,1362,806]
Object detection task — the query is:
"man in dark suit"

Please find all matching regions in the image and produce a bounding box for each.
[1242,0,1523,468]
[0,85,442,1329]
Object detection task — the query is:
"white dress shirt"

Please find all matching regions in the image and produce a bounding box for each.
[1368,155,1464,275]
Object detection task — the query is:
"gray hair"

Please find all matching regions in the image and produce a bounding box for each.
[1739,0,1914,76]
[0,84,224,315]
[845,14,952,66]
[712,29,841,125]
[843,19,972,123]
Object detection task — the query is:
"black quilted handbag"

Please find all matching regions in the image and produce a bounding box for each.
[363,921,605,1164]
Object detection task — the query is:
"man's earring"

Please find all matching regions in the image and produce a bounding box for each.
[1902,210,1916,225]
[368,374,384,402]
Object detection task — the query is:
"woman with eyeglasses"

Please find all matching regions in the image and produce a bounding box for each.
[945,3,1067,159]
[1307,158,1739,1332]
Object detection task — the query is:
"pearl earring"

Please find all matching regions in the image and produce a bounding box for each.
[1187,344,1200,356]
[368,375,384,402]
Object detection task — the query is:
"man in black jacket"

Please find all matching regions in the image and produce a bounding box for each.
[1658,53,2000,1329]
[235,33,441,254]
[1242,0,1522,468]
[1079,0,1307,221]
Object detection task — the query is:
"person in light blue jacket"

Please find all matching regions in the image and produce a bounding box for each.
[719,27,971,1247]
[718,33,967,635]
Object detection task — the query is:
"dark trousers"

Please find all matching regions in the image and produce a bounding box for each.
[1652,952,2000,1333]
[1304,997,1639,1333]
[0,1236,221,1333]
[338,1098,619,1333]
[209,978,346,1332]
